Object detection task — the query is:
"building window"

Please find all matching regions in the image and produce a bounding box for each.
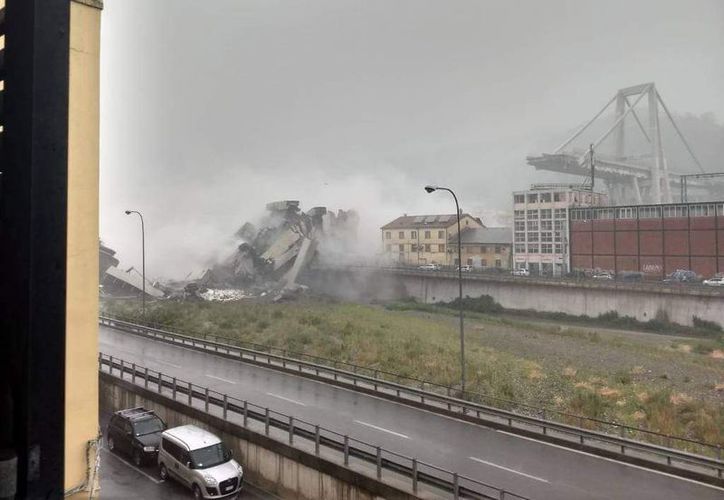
[411,244,418,252]
[554,208,567,219]
[541,220,553,231]
[616,207,635,219]
[554,192,565,202]
[527,220,539,231]
[481,259,488,267]
[541,232,553,242]
[540,209,552,219]
[514,210,525,220]
[514,232,525,243]
[467,258,473,266]
[424,230,431,239]
[398,231,405,239]
[398,244,405,252]
[540,193,552,202]
[527,210,539,220]
[514,194,525,203]
[495,259,502,268]
[438,244,445,253]
[438,230,445,239]
[479,245,487,253]
[527,232,539,242]
[495,246,502,254]
[594,208,614,219]
[411,230,417,238]
[554,231,563,242]
[639,206,662,219]
[664,205,689,218]
[541,243,553,254]
[514,244,526,253]
[514,221,525,231]
[527,193,538,203]
[554,220,566,231]
[528,244,539,253]
[717,204,724,216]
[385,231,391,239]
[554,243,563,254]
[424,244,431,252]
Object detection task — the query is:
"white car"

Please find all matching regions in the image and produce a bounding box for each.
[512,268,529,277]
[457,265,473,272]
[158,425,243,499]
[703,276,724,286]
[418,264,440,271]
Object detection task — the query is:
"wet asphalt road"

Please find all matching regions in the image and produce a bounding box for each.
[100,325,723,500]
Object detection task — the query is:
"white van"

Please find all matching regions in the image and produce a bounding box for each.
[158,425,243,499]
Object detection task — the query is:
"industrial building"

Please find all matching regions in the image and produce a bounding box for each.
[569,201,724,279]
[512,185,608,276]
[381,213,484,266]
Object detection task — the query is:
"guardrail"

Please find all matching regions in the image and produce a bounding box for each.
[100,315,722,461]
[99,353,529,500]
[99,316,724,485]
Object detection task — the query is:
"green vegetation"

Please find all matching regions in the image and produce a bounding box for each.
[103,297,724,451]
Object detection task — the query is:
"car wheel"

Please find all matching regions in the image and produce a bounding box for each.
[133,449,142,467]
[159,463,168,481]
[107,436,115,452]
[192,484,203,500]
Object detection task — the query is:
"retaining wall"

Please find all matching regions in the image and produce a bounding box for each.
[99,373,420,500]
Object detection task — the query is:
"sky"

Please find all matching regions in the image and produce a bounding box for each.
[99,0,724,278]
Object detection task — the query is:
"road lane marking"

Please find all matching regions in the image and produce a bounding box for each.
[495,430,724,491]
[469,456,549,483]
[354,420,410,439]
[157,360,181,369]
[100,447,164,484]
[266,392,307,406]
[205,374,237,384]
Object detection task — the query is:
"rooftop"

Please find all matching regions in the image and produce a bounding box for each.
[451,227,512,245]
[381,213,482,230]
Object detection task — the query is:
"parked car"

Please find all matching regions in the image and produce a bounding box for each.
[663,269,700,284]
[703,276,724,287]
[511,268,530,277]
[158,425,243,499]
[457,265,473,272]
[418,264,440,271]
[592,271,615,280]
[107,407,167,466]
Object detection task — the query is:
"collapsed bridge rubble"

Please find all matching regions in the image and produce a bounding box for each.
[181,200,359,301]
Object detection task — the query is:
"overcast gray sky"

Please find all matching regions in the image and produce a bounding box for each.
[100,0,724,278]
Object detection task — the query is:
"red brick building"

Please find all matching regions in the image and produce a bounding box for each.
[569,202,724,279]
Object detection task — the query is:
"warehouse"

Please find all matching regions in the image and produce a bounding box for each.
[569,201,724,279]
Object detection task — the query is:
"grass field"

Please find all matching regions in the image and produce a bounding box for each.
[102,297,724,449]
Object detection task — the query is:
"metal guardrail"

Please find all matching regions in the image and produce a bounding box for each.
[99,353,528,500]
[99,316,724,484]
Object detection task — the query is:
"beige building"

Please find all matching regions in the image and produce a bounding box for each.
[512,185,607,276]
[452,227,513,269]
[381,213,484,266]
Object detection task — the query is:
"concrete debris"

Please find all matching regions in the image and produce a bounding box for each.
[183,200,358,301]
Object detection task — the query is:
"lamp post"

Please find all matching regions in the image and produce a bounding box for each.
[424,185,466,395]
[124,210,146,316]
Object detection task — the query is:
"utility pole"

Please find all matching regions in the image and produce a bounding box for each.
[589,143,595,192]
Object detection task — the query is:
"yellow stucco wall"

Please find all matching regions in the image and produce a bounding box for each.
[65,1,102,496]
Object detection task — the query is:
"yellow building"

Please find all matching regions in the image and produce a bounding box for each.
[451,227,513,270]
[381,213,484,266]
[0,1,102,497]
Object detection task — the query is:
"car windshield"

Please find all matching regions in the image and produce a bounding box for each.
[189,443,231,469]
[133,417,165,436]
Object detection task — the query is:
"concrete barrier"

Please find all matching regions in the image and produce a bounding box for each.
[99,373,421,500]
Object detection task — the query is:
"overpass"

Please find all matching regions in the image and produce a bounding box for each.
[98,320,724,499]
[302,266,724,328]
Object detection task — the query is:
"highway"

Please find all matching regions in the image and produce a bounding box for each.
[100,325,723,500]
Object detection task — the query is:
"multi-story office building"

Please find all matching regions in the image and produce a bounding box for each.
[381,213,484,266]
[512,185,607,276]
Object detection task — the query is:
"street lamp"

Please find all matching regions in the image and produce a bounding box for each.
[424,185,466,395]
[124,210,146,316]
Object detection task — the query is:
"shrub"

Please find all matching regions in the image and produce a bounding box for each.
[692,343,713,355]
[692,316,722,335]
